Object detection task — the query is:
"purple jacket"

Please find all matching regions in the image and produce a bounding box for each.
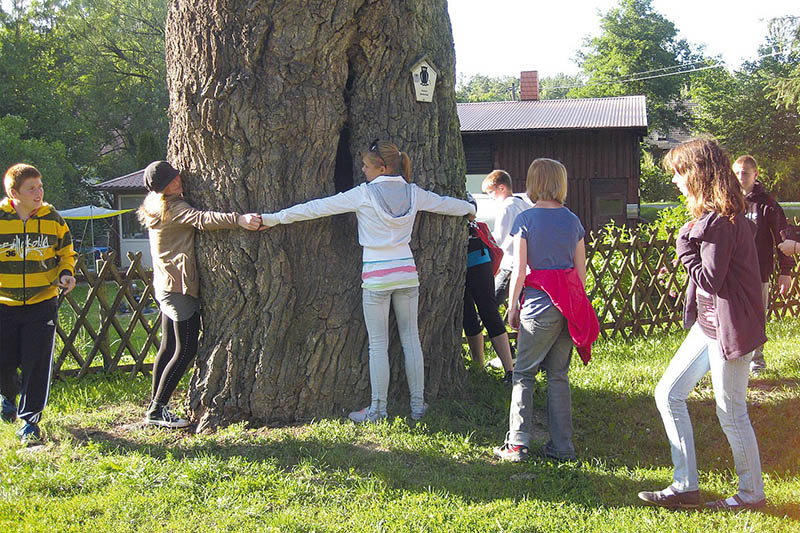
[677,212,767,360]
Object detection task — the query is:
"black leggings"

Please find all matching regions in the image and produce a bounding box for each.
[463,261,507,338]
[151,311,200,405]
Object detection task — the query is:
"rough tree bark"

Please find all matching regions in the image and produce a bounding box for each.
[165,0,468,430]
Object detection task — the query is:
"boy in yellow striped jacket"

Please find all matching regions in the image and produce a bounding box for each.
[0,164,76,445]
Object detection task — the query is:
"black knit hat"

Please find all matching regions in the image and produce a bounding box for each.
[143,161,179,193]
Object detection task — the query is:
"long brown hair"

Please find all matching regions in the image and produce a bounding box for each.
[137,192,170,228]
[663,138,745,220]
[362,139,412,181]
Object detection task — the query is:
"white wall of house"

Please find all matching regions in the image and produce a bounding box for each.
[117,194,151,268]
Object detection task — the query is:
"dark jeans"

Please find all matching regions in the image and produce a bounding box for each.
[152,311,201,405]
[0,298,58,424]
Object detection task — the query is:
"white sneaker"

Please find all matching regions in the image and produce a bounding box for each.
[348,407,385,424]
[410,403,428,421]
[487,357,504,369]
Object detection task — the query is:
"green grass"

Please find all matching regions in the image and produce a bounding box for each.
[2,320,799,531]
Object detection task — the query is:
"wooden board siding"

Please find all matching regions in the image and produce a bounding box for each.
[462,129,642,230]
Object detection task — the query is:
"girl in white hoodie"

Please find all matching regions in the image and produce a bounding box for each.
[261,139,475,422]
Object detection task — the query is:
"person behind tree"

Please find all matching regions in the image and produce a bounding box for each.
[0,163,77,446]
[494,158,596,463]
[732,154,793,374]
[462,194,515,385]
[481,170,528,306]
[260,139,475,423]
[137,161,263,428]
[638,139,767,511]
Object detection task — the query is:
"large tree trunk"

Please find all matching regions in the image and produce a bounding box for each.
[165,0,468,430]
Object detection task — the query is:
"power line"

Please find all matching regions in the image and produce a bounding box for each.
[549,48,798,90]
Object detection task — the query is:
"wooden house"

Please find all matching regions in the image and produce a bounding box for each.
[459,71,648,230]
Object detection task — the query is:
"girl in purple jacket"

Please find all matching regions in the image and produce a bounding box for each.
[638,139,767,511]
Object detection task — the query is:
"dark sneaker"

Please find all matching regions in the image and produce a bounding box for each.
[705,494,766,512]
[493,442,529,462]
[638,487,700,509]
[16,422,42,446]
[1,396,17,423]
[145,404,190,428]
[502,370,513,386]
[533,446,576,463]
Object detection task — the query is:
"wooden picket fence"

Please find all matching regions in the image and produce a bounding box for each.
[52,229,800,380]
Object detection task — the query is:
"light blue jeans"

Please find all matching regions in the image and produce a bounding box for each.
[507,305,575,458]
[362,287,425,418]
[655,323,765,502]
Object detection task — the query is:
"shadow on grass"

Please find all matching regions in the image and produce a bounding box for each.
[57,369,800,522]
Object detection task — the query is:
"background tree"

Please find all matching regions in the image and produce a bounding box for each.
[539,72,584,100]
[689,21,800,200]
[765,16,800,114]
[570,0,695,135]
[0,0,169,206]
[166,0,469,429]
[456,73,519,102]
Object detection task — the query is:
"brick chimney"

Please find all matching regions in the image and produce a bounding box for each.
[520,70,539,101]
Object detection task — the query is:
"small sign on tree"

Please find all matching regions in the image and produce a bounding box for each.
[410,56,438,102]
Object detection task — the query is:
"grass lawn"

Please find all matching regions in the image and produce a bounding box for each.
[1,319,799,531]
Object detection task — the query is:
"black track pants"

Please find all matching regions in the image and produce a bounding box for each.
[0,298,58,424]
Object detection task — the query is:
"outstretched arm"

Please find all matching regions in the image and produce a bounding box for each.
[261,187,363,227]
[414,187,476,217]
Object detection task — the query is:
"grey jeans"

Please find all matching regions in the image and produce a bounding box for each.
[654,323,764,502]
[361,286,425,418]
[507,305,575,458]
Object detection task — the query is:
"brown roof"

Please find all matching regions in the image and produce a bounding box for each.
[93,168,145,192]
[458,95,647,133]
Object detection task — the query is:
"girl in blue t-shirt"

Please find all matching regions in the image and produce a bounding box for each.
[493,158,586,463]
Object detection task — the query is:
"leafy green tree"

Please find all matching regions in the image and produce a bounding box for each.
[539,72,584,100]
[765,16,800,114]
[570,0,695,134]
[639,147,677,202]
[0,0,169,205]
[0,115,71,206]
[456,73,519,102]
[689,26,800,201]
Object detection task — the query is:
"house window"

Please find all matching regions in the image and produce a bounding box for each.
[119,195,147,239]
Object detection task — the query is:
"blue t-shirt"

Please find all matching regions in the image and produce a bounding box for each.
[511,206,585,318]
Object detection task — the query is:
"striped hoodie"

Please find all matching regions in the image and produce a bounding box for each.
[262,175,475,291]
[0,198,76,305]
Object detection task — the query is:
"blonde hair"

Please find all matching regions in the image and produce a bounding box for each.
[4,163,41,198]
[526,158,568,204]
[362,139,412,181]
[734,154,757,171]
[137,191,170,228]
[663,138,745,220]
[481,170,512,192]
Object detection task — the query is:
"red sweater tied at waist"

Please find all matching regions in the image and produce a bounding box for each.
[524,269,599,365]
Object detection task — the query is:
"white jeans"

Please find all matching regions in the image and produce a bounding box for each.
[654,323,765,502]
[361,287,425,417]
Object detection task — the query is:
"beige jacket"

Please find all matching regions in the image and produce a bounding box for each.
[148,196,240,297]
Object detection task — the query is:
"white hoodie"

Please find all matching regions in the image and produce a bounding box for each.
[261,175,475,262]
